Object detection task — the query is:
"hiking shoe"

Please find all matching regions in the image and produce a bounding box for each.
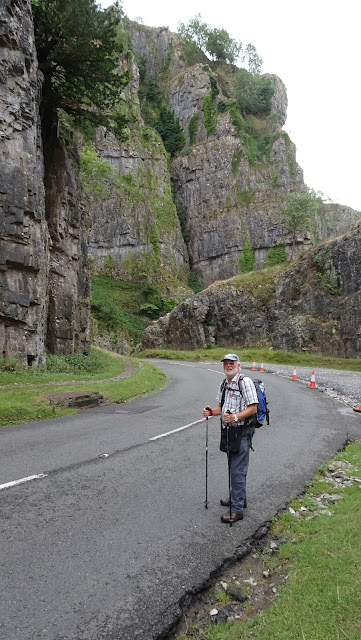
[221,511,243,523]
[220,498,247,508]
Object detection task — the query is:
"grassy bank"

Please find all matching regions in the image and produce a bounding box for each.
[136,347,361,372]
[177,441,361,640]
[0,348,167,427]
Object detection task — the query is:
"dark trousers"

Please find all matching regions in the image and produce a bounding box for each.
[228,425,254,513]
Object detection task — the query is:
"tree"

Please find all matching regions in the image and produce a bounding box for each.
[281,190,323,257]
[206,28,242,64]
[32,0,129,130]
[177,14,209,52]
[177,15,242,65]
[244,43,263,74]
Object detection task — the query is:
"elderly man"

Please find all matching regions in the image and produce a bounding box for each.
[203,354,258,523]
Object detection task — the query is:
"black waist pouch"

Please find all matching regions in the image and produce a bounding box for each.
[220,425,242,453]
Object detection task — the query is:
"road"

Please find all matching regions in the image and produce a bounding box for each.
[0,360,359,640]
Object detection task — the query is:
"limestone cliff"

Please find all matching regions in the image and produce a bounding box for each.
[0,0,90,364]
[1,6,359,364]
[142,221,361,357]
[128,23,360,287]
[86,54,189,286]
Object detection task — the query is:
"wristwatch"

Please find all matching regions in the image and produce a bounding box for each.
[233,414,239,422]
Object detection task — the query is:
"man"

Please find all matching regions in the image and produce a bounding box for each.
[203,354,258,524]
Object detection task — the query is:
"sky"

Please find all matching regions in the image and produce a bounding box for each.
[101,0,361,211]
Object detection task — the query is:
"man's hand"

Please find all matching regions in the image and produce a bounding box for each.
[203,407,212,418]
[224,412,237,423]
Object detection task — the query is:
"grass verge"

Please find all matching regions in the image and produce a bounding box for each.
[0,351,167,427]
[0,348,125,386]
[135,347,361,372]
[177,441,361,640]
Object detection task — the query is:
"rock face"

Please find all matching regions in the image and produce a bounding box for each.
[0,0,90,364]
[142,221,361,357]
[1,7,359,364]
[128,23,360,287]
[85,51,189,285]
[0,0,48,364]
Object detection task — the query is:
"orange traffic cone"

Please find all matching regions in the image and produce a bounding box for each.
[259,361,264,372]
[309,371,316,388]
[251,359,257,370]
[292,366,297,380]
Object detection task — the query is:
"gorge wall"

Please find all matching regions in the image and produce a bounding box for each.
[127,23,360,287]
[0,5,359,363]
[142,221,361,357]
[0,0,90,364]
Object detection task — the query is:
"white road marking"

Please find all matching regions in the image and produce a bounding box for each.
[0,473,48,491]
[149,417,206,441]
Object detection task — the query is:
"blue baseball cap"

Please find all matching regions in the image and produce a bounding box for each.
[221,353,240,363]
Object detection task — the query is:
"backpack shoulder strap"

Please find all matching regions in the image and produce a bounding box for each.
[220,378,227,409]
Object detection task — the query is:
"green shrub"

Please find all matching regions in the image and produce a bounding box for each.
[0,357,24,372]
[272,171,279,187]
[153,106,185,156]
[45,350,110,374]
[234,68,274,115]
[231,149,242,175]
[139,73,185,157]
[188,271,203,293]
[265,243,288,267]
[236,186,255,205]
[189,113,199,146]
[202,93,218,136]
[80,145,113,199]
[239,236,256,273]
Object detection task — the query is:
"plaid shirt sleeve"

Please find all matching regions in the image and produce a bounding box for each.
[240,376,258,406]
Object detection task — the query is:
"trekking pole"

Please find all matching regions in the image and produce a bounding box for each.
[226,411,232,527]
[204,411,210,509]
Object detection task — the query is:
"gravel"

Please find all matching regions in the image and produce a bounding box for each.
[241,362,361,409]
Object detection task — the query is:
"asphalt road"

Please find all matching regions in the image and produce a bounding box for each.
[0,361,359,640]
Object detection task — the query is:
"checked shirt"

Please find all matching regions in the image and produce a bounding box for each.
[216,373,258,426]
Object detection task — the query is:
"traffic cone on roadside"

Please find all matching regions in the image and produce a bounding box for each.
[252,359,257,370]
[259,361,265,372]
[292,366,297,380]
[309,371,316,388]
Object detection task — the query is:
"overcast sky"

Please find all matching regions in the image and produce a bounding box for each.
[101,0,360,211]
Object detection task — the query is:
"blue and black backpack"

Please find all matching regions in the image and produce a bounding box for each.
[220,375,269,428]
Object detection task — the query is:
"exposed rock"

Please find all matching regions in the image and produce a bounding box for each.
[168,64,211,148]
[47,390,104,409]
[142,221,361,357]
[0,0,48,365]
[86,52,189,286]
[127,21,186,79]
[0,0,90,364]
[87,125,189,284]
[265,74,288,129]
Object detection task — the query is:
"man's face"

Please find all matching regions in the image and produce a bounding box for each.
[223,359,239,378]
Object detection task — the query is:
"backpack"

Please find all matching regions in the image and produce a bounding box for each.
[220,375,269,428]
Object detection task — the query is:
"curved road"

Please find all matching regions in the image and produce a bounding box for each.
[0,361,359,640]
